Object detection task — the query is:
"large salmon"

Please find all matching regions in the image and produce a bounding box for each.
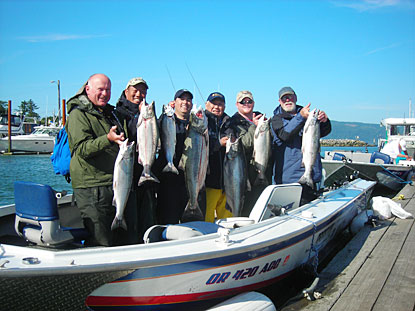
[160,104,178,175]
[299,108,320,189]
[253,114,271,186]
[180,107,209,222]
[223,137,247,217]
[111,139,135,230]
[136,101,160,186]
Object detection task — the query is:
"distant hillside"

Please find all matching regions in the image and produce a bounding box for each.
[325,120,385,145]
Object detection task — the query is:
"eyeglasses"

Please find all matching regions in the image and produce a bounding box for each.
[239,99,254,105]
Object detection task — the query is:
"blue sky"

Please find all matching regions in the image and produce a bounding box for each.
[0,0,414,124]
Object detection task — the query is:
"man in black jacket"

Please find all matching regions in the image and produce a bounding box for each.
[204,92,233,222]
[154,89,194,224]
[114,77,157,244]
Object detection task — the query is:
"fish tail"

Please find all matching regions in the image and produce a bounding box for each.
[162,163,179,175]
[138,172,160,186]
[298,174,314,189]
[111,216,127,231]
[181,201,204,223]
[254,172,269,186]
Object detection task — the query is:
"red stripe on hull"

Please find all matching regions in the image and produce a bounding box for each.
[86,269,293,307]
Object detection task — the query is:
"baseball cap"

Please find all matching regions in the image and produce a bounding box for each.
[207,92,225,103]
[278,86,295,99]
[399,139,407,151]
[174,89,193,100]
[236,90,253,103]
[125,77,148,89]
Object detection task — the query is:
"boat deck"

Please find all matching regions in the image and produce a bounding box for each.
[281,183,415,311]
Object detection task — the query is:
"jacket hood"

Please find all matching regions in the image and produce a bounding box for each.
[67,94,116,117]
[67,94,94,114]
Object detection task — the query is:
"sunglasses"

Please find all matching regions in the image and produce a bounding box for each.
[281,94,295,102]
[239,99,254,105]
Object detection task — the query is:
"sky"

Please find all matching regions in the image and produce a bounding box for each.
[0,0,414,124]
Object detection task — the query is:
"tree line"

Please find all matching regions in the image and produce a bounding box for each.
[0,99,40,118]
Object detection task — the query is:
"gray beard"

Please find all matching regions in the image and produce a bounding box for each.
[282,102,296,113]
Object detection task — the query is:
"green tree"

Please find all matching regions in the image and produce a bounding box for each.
[0,100,7,114]
[18,99,40,118]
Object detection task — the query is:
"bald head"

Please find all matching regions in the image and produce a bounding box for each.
[85,74,111,107]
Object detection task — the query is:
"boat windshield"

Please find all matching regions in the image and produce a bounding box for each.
[32,127,60,136]
[389,124,415,136]
[0,115,22,127]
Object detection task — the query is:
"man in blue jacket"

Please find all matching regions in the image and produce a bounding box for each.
[270,87,331,205]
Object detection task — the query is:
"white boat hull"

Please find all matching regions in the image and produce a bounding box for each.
[0,137,55,153]
[0,179,376,310]
[0,125,60,153]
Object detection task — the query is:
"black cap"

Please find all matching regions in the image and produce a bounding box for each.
[278,86,296,99]
[174,89,193,100]
[207,92,225,103]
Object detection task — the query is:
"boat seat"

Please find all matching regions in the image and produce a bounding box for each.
[370,151,392,164]
[217,183,303,228]
[332,152,347,161]
[14,181,89,247]
[143,221,222,243]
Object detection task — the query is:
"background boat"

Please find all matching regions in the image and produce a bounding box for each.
[378,117,415,158]
[0,114,39,138]
[0,124,61,154]
[322,150,414,191]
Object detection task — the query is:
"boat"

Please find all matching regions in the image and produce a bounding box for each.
[0,179,376,310]
[0,114,39,138]
[378,117,415,158]
[322,150,414,191]
[0,124,61,154]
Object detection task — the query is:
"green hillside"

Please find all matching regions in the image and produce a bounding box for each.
[325,121,385,145]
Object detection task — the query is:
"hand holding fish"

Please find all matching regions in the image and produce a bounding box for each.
[300,103,311,119]
[252,113,263,126]
[318,110,328,123]
[107,126,125,145]
[220,136,229,147]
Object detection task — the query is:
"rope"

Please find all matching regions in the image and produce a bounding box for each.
[377,163,413,185]
[284,212,320,275]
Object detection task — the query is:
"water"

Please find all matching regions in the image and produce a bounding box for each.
[0,154,72,205]
[0,146,380,206]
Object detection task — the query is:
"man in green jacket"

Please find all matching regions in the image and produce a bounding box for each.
[66,73,125,246]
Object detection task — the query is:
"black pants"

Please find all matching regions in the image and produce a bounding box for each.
[74,186,115,247]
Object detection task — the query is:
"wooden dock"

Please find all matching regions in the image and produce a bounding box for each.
[281,183,415,311]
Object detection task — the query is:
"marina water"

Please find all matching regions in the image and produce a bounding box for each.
[0,146,379,206]
[0,154,72,206]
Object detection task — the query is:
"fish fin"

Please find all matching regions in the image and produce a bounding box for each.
[178,153,186,171]
[246,179,252,192]
[162,163,179,175]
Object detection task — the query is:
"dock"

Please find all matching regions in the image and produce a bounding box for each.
[281,183,415,311]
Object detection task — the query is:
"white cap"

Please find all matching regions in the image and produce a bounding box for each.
[399,139,407,151]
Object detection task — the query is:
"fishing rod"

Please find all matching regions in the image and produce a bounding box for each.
[165,64,176,91]
[185,62,204,103]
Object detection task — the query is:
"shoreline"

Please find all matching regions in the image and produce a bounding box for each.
[321,139,375,147]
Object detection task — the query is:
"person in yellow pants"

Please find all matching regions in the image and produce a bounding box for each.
[205,188,233,223]
[204,92,233,222]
